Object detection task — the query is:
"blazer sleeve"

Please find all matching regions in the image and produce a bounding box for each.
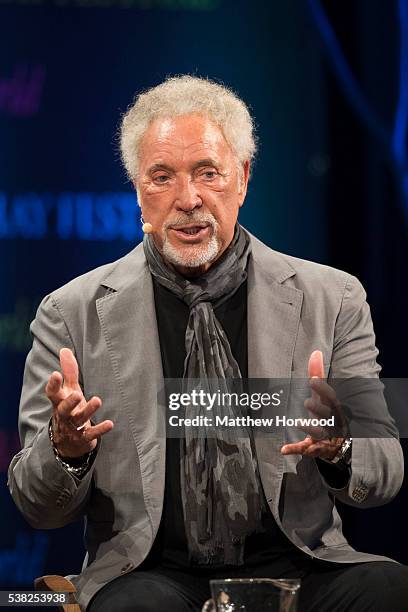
[320,274,404,508]
[7,294,99,529]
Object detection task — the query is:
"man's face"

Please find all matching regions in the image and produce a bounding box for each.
[135,113,249,276]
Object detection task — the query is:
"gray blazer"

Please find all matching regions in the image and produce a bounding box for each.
[8,232,404,611]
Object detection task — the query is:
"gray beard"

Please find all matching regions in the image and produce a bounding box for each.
[162,231,219,269]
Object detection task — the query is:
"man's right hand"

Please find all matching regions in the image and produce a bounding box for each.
[45,348,114,458]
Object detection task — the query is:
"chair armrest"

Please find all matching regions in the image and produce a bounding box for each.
[34,575,81,612]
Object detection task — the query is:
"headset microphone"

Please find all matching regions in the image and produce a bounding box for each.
[142,222,153,234]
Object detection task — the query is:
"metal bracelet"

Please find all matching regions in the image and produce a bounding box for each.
[48,420,93,476]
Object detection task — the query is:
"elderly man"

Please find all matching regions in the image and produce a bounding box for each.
[8,76,408,611]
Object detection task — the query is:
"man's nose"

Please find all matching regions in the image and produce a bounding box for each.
[174,176,202,212]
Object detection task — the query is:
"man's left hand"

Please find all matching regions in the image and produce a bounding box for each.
[280,350,346,461]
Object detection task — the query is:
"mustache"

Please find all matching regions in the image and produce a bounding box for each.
[163,213,217,230]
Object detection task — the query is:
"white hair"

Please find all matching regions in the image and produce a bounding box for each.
[120,75,257,181]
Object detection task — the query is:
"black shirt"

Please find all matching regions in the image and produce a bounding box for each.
[139,276,298,571]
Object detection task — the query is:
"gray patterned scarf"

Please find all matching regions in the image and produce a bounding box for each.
[144,224,263,565]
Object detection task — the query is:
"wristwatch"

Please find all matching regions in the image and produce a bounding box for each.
[328,437,353,466]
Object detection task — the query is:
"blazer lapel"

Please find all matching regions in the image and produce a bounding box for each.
[96,244,165,531]
[247,233,303,517]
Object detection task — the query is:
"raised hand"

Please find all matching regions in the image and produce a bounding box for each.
[45,348,114,458]
[281,350,346,460]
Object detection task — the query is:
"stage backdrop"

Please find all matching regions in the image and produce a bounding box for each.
[1,0,407,591]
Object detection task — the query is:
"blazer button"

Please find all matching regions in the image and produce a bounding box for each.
[120,562,134,573]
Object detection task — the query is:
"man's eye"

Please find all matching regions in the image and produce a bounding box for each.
[201,171,217,179]
[154,175,169,183]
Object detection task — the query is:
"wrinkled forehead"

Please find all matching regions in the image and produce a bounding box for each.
[138,114,233,166]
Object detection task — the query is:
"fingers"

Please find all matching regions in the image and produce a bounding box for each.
[301,440,327,457]
[82,420,114,442]
[308,350,324,405]
[46,351,113,458]
[57,393,103,429]
[57,391,86,420]
[297,423,326,440]
[46,348,81,407]
[45,371,65,405]
[308,350,324,379]
[69,396,102,428]
[281,352,344,458]
[281,435,344,460]
[281,437,313,455]
[304,395,332,418]
[309,378,338,406]
[308,379,347,434]
[60,348,80,388]
[51,392,113,457]
[302,437,344,460]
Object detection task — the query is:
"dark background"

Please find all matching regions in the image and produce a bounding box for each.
[1,0,408,591]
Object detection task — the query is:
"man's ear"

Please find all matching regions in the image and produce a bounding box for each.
[238,160,250,207]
